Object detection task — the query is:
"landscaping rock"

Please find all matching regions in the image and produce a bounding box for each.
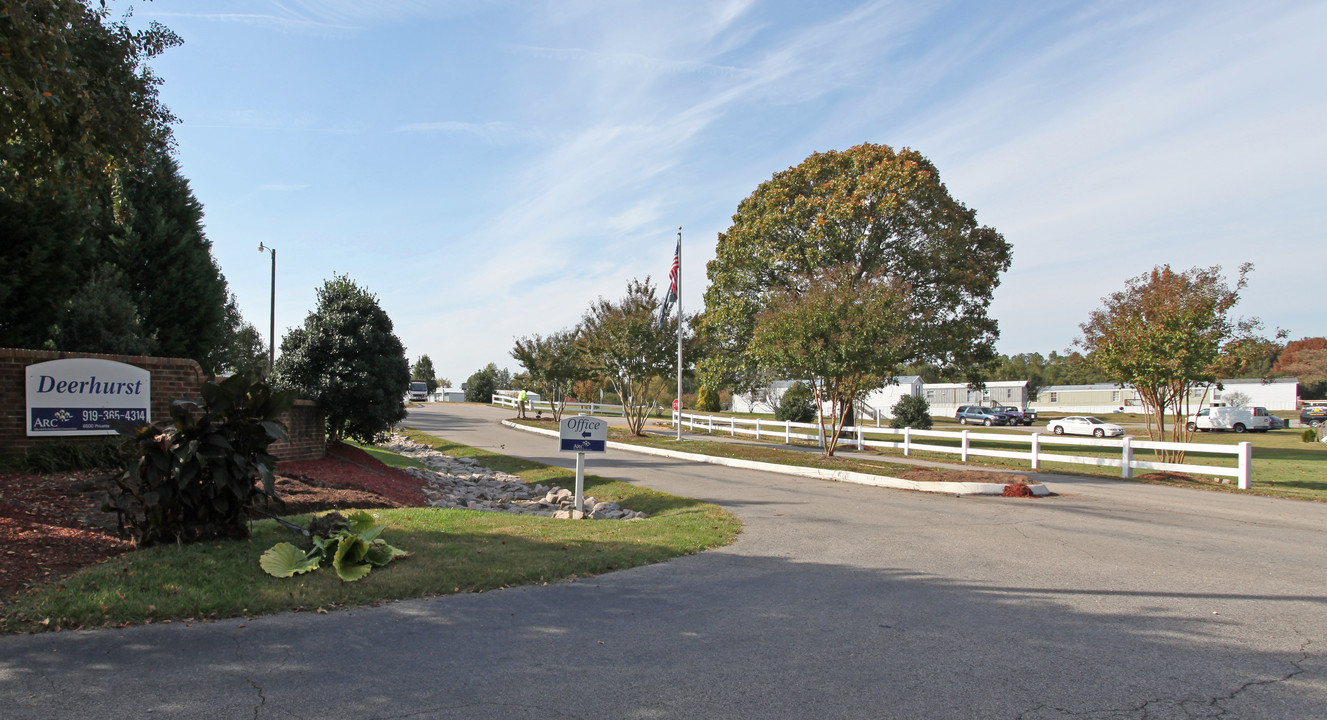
[381,435,647,521]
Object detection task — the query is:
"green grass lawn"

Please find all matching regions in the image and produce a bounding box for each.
[1,432,741,633]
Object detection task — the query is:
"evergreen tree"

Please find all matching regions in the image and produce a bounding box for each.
[274,275,410,443]
[412,355,439,393]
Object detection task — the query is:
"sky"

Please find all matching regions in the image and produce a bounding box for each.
[126,0,1326,385]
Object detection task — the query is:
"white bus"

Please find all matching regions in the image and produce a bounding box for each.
[408,381,428,402]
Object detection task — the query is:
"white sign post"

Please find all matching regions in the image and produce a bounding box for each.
[559,414,607,513]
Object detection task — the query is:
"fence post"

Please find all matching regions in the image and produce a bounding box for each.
[876,408,881,427]
[903,427,911,456]
[785,420,791,445]
[730,418,735,437]
[1237,441,1252,489]
[756,418,761,441]
[1121,436,1133,479]
[708,415,714,435]
[1030,432,1040,470]
[856,424,864,451]
[590,402,596,415]
[961,429,970,463]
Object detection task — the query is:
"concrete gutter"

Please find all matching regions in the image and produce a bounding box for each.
[500,420,1051,497]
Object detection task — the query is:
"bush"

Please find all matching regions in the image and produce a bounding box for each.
[696,385,721,412]
[1303,428,1319,443]
[464,364,500,403]
[775,382,816,423]
[105,374,296,547]
[890,394,933,429]
[274,275,409,443]
[6,439,126,472]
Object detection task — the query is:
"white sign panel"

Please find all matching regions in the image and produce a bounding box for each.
[26,359,151,436]
[559,415,608,453]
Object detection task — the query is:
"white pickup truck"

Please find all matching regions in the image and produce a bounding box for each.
[1186,406,1271,433]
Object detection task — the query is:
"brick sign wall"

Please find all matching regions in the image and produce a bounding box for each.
[0,348,324,464]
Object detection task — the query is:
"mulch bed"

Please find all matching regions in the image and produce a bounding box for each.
[0,442,429,606]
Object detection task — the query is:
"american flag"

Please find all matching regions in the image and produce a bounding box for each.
[657,235,680,327]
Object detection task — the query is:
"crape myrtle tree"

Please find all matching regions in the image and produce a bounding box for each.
[579,278,683,436]
[511,328,587,421]
[275,275,410,443]
[1078,263,1277,460]
[750,265,921,455]
[698,143,1011,455]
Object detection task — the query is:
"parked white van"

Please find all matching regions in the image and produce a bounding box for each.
[1186,406,1271,433]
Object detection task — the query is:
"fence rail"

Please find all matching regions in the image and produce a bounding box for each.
[488,397,1253,488]
[492,392,628,417]
[664,410,1253,489]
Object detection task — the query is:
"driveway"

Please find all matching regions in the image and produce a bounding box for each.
[1,402,1324,719]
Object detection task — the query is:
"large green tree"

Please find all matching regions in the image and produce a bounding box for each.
[699,142,1011,435]
[1078,264,1272,455]
[112,152,230,369]
[274,276,410,443]
[1,0,180,202]
[580,278,682,435]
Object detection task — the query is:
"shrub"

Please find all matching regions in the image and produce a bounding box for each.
[1303,428,1319,443]
[890,394,933,429]
[696,385,721,412]
[8,439,126,472]
[464,364,500,403]
[775,382,816,423]
[274,275,409,443]
[105,374,296,547]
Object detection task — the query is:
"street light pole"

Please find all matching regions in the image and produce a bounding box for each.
[257,243,276,371]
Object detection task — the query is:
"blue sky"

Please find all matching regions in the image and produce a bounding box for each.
[129,0,1325,384]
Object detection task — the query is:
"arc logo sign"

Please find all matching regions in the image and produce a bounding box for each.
[26,359,151,436]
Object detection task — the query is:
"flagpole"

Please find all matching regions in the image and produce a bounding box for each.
[675,226,683,441]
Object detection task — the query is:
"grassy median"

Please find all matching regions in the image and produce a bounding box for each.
[1,432,741,633]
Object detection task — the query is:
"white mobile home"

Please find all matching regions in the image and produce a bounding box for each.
[1030,377,1300,414]
[921,380,1029,414]
[860,376,924,418]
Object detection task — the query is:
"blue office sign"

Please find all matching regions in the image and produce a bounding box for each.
[26,359,151,436]
[559,415,607,454]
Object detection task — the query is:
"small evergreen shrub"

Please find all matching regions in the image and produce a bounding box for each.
[1303,428,1319,443]
[696,385,721,412]
[775,382,817,423]
[890,394,934,430]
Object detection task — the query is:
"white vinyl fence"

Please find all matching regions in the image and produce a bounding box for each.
[666,410,1254,489]
[490,396,1254,489]
[492,392,628,417]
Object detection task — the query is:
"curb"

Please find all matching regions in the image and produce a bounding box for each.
[500,420,1051,497]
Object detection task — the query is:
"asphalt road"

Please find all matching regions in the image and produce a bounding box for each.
[2,402,1324,719]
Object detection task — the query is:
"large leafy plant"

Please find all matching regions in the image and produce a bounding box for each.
[260,511,409,582]
[106,373,296,547]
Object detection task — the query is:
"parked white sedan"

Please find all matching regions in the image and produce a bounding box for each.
[1046,416,1125,438]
